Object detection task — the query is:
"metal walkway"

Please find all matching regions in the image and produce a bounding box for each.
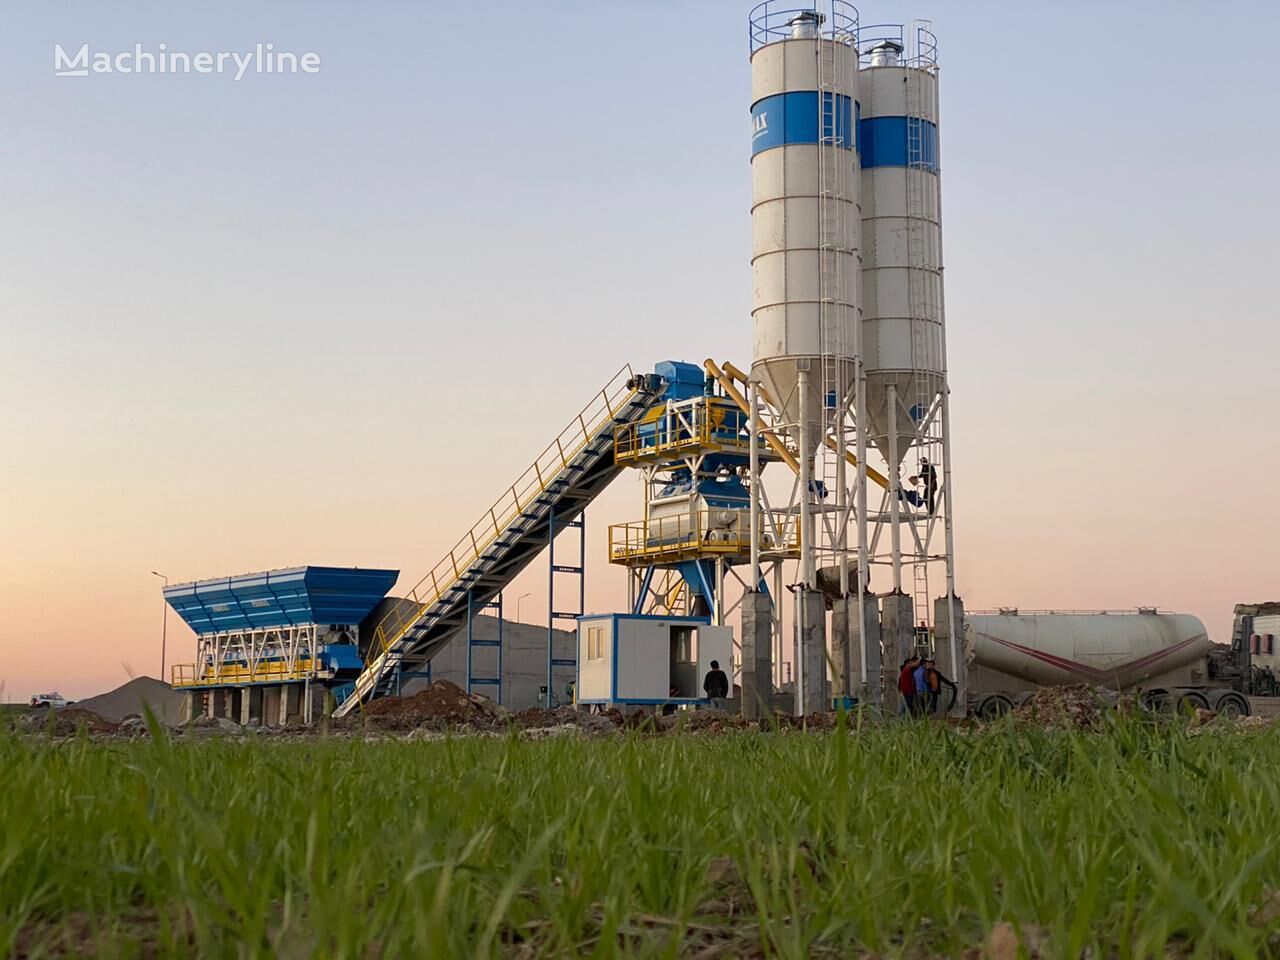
[334,365,661,717]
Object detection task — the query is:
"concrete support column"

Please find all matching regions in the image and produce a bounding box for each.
[240,686,264,726]
[740,591,774,720]
[796,589,828,715]
[262,686,282,729]
[831,596,855,701]
[835,593,882,706]
[183,691,202,723]
[933,595,967,717]
[283,684,302,724]
[860,592,883,705]
[880,593,915,712]
[207,688,227,720]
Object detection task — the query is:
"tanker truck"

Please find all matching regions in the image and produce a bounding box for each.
[963,609,1254,720]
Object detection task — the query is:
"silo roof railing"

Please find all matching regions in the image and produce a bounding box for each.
[858,22,939,70]
[748,1,860,54]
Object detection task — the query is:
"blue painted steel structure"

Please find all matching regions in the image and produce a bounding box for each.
[164,566,399,636]
[465,591,505,702]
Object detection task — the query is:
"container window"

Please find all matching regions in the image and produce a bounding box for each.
[586,626,604,662]
[1268,634,1276,656]
[1252,635,1262,655]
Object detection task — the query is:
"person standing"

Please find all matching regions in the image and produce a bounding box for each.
[912,656,930,716]
[703,660,729,711]
[897,656,919,716]
[926,659,957,714]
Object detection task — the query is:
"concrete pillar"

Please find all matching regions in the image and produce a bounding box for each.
[796,590,828,715]
[262,686,282,729]
[740,591,774,720]
[207,688,227,720]
[240,686,264,726]
[831,596,854,701]
[835,592,882,706]
[933,595,967,716]
[182,691,202,723]
[283,684,302,724]
[880,593,915,712]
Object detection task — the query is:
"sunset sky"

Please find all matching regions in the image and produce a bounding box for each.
[3,0,1278,699]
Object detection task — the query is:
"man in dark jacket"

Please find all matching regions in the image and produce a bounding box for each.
[926,658,957,714]
[703,660,730,710]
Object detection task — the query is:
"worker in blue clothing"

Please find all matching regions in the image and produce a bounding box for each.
[912,655,930,716]
[898,475,927,509]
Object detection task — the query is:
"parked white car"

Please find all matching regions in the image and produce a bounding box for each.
[29,692,69,708]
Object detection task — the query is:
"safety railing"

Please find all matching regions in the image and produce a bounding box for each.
[609,509,800,563]
[366,364,639,658]
[858,22,938,70]
[614,396,759,463]
[749,1,859,54]
[170,658,322,688]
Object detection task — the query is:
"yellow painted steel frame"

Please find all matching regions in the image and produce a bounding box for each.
[364,365,640,660]
[609,508,799,566]
[710,358,890,491]
[172,658,321,688]
[614,395,771,465]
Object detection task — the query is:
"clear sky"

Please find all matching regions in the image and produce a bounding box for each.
[2,0,1278,699]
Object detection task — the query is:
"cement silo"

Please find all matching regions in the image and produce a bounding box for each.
[858,26,944,469]
[749,2,861,444]
[856,23,958,710]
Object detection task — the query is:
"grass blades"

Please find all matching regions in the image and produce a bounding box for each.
[5,718,1280,958]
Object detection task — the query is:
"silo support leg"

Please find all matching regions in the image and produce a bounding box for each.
[740,591,774,720]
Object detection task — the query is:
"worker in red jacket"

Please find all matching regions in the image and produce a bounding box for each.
[897,655,920,716]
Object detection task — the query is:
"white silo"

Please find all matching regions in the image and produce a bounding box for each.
[749,2,861,444]
[858,26,944,469]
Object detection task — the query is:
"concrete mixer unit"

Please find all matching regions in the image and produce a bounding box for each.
[964,610,1252,719]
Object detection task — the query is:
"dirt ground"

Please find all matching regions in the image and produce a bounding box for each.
[7,679,1279,742]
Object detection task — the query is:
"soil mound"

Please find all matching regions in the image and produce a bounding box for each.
[362,680,507,731]
[73,677,187,725]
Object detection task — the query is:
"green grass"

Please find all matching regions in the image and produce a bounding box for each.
[5,717,1280,958]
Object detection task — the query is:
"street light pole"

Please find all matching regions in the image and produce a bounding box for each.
[150,571,168,683]
[515,592,531,624]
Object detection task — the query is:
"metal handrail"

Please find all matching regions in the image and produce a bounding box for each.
[614,396,757,461]
[366,364,638,658]
[858,22,939,70]
[749,1,860,54]
[609,509,800,561]
[171,658,322,688]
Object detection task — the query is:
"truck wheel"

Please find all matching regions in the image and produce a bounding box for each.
[1176,691,1210,715]
[1215,693,1249,719]
[977,695,1013,721]
[1140,690,1171,714]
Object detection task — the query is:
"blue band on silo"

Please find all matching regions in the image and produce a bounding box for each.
[859,116,940,172]
[750,91,855,156]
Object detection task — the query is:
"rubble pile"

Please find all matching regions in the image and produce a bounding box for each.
[1011,684,1120,731]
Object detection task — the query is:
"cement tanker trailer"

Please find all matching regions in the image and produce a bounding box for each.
[963,610,1251,720]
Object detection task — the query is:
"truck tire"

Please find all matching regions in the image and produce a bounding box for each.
[1211,691,1249,719]
[1140,689,1171,714]
[977,694,1013,721]
[1176,691,1210,715]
